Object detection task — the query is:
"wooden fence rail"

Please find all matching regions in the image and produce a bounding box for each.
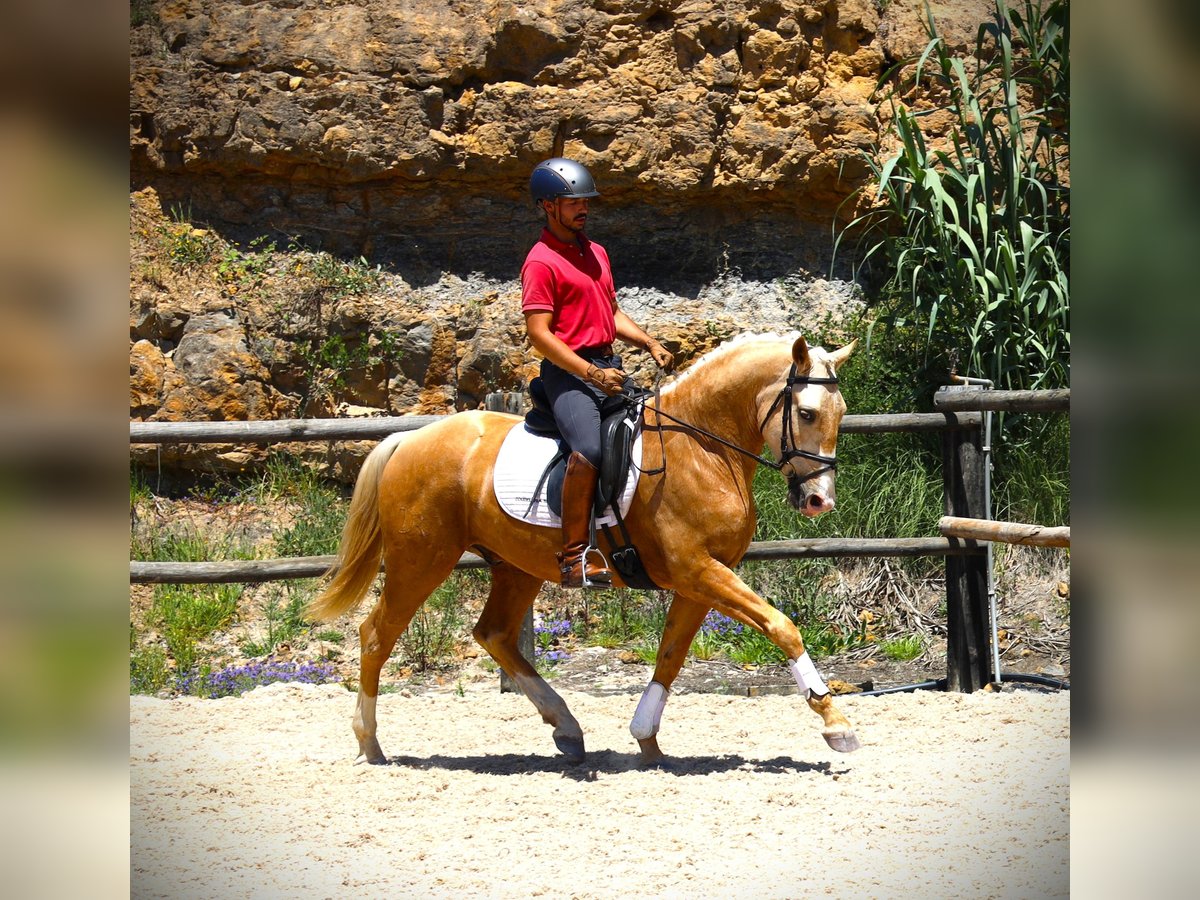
[129,537,983,585]
[938,516,1070,549]
[129,386,1069,693]
[129,411,980,444]
[932,388,1069,413]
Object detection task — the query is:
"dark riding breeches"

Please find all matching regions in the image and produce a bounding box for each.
[540,348,627,468]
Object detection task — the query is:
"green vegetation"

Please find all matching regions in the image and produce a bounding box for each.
[397,575,470,672]
[240,581,313,658]
[297,332,403,409]
[150,582,243,675]
[216,235,276,295]
[836,0,1069,399]
[881,634,924,662]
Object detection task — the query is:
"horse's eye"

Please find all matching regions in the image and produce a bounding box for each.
[798,408,816,422]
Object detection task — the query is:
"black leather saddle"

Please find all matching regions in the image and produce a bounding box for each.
[524,377,638,518]
[523,377,660,590]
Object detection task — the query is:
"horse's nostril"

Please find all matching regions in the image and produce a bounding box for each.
[808,494,825,509]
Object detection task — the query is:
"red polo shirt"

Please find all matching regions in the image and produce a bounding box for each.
[521,228,617,351]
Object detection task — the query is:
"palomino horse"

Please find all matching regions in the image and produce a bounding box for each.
[309,332,859,765]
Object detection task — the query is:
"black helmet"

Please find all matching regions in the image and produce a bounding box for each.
[529,157,600,206]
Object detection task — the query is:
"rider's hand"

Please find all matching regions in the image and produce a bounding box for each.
[646,338,674,373]
[584,364,628,396]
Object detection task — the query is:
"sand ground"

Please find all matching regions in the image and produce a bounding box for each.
[131,682,1069,898]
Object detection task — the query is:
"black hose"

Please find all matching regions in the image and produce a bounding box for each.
[844,671,1070,698]
[850,679,945,697]
[999,671,1070,690]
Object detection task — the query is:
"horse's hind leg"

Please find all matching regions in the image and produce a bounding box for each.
[353,547,460,764]
[631,593,709,766]
[472,563,586,762]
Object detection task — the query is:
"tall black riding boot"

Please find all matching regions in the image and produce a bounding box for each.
[557,452,614,588]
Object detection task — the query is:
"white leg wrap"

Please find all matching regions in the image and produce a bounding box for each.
[629,681,669,740]
[789,653,829,698]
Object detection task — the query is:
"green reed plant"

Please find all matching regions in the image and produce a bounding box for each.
[690,610,868,667]
[131,518,257,564]
[257,455,348,558]
[129,640,170,695]
[583,589,669,649]
[158,203,216,270]
[836,0,1069,397]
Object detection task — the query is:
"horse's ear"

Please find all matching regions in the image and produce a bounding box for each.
[792,335,812,369]
[828,338,858,371]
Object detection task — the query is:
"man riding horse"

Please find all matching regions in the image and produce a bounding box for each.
[520,157,675,588]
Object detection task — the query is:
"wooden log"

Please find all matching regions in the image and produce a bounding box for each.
[838,411,981,433]
[129,416,444,444]
[932,388,1069,413]
[130,552,490,584]
[130,411,979,444]
[130,538,982,585]
[939,516,1070,548]
[740,537,982,560]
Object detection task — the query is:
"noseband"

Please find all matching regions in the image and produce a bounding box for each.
[757,364,840,484]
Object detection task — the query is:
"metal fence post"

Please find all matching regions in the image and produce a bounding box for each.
[938,387,992,692]
[486,392,536,694]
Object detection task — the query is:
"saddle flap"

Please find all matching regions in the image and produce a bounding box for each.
[596,403,639,515]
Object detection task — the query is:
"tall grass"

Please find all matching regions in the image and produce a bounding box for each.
[257,454,348,557]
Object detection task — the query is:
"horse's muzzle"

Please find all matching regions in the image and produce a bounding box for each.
[787,473,835,517]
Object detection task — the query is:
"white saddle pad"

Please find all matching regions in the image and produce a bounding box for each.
[493,423,642,529]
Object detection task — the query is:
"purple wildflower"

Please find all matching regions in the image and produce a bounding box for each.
[178,660,339,698]
[700,610,743,638]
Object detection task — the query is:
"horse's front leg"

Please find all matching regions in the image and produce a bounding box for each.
[630,592,709,767]
[693,559,860,753]
[472,563,587,762]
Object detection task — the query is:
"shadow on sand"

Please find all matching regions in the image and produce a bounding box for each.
[382,749,849,782]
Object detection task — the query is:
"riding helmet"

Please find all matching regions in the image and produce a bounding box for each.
[529,157,600,206]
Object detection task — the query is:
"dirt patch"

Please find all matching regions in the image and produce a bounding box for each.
[130,682,1069,897]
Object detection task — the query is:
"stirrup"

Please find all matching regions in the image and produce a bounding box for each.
[580,545,613,589]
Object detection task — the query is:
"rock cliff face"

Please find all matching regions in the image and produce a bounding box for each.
[129,0,995,476]
[130,0,990,285]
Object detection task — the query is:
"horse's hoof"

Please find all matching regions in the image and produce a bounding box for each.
[553,733,586,763]
[354,737,388,765]
[823,730,861,753]
[637,736,665,769]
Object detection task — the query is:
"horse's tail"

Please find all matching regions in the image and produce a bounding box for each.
[307,430,411,622]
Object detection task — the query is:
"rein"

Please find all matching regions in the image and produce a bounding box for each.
[631,364,840,484]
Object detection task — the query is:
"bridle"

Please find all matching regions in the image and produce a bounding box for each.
[756,363,840,483]
[633,362,840,484]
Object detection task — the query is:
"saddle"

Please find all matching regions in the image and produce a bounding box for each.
[525,377,660,590]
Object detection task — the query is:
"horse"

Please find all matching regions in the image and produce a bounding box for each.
[309,332,859,766]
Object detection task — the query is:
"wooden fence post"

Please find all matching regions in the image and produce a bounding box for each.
[938,387,992,692]
[486,392,535,694]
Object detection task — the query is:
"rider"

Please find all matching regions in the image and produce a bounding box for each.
[521,157,675,588]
